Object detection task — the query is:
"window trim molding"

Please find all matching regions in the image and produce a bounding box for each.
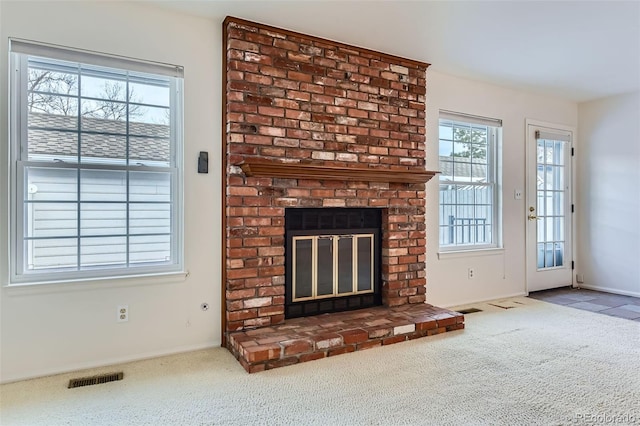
[5,270,189,292]
[437,247,505,260]
[438,111,502,251]
[8,42,185,286]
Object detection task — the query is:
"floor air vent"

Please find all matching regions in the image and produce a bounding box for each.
[456,308,483,314]
[68,372,123,389]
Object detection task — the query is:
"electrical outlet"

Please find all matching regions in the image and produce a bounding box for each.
[514,189,523,200]
[468,268,475,279]
[117,305,129,323]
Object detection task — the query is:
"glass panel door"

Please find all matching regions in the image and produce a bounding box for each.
[536,138,566,269]
[526,123,573,292]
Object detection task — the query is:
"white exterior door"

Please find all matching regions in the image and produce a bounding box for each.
[526,122,574,292]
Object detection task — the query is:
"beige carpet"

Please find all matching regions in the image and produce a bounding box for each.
[1,297,639,426]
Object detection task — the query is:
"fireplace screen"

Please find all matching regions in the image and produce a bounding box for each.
[285,208,381,318]
[292,234,374,301]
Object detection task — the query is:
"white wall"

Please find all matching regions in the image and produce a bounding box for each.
[425,71,578,307]
[0,1,221,383]
[0,1,582,383]
[576,91,640,297]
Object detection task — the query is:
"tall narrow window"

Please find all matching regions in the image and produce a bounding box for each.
[438,111,501,250]
[9,40,184,284]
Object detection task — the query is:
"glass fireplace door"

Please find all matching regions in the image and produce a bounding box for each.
[292,234,374,302]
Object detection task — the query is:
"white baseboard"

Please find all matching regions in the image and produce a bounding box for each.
[577,284,640,298]
[0,342,220,385]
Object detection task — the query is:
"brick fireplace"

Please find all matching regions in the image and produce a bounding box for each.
[222,17,464,371]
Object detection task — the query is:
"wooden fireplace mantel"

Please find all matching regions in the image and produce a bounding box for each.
[238,159,439,184]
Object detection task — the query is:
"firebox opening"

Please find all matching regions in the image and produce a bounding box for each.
[285,208,382,318]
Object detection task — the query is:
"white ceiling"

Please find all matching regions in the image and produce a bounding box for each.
[151,0,640,103]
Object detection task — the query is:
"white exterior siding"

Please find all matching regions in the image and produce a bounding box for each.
[27,168,171,269]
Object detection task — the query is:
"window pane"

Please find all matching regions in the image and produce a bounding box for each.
[453,141,470,158]
[454,126,471,142]
[28,128,78,161]
[545,243,554,267]
[537,243,545,269]
[80,169,126,202]
[28,238,77,270]
[29,93,79,118]
[439,161,454,182]
[130,203,171,235]
[317,237,333,296]
[133,105,170,126]
[554,242,564,267]
[471,163,488,181]
[554,141,565,165]
[130,234,171,264]
[439,226,448,245]
[357,237,372,292]
[553,192,564,216]
[453,159,474,183]
[294,238,313,299]
[471,143,487,164]
[545,166,554,190]
[545,140,554,164]
[537,165,544,189]
[26,167,77,201]
[554,217,564,241]
[439,140,453,157]
[130,136,170,165]
[80,236,127,268]
[537,141,545,164]
[337,236,353,294]
[471,127,487,144]
[537,217,545,242]
[80,132,126,164]
[28,66,78,96]
[537,193,545,217]
[129,171,171,202]
[130,81,170,107]
[80,75,127,101]
[80,203,126,236]
[545,217,554,242]
[29,110,78,134]
[27,202,77,238]
[81,99,128,125]
[439,124,453,141]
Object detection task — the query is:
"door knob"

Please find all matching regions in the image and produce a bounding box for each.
[528,214,539,221]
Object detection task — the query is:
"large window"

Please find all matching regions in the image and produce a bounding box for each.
[9,40,184,284]
[438,111,501,250]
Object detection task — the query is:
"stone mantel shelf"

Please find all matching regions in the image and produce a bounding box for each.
[238,159,439,184]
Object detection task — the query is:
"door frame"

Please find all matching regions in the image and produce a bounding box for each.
[524,119,577,294]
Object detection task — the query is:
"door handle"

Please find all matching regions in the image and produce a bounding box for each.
[528,214,540,221]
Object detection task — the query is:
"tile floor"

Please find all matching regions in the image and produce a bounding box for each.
[528,286,640,321]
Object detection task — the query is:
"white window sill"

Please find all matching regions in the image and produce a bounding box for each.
[4,271,189,294]
[437,248,504,260]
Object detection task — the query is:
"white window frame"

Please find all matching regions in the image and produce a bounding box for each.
[8,39,184,285]
[438,110,502,252]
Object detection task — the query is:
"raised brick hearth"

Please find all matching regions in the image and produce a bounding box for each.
[229,303,464,373]
[222,17,463,371]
